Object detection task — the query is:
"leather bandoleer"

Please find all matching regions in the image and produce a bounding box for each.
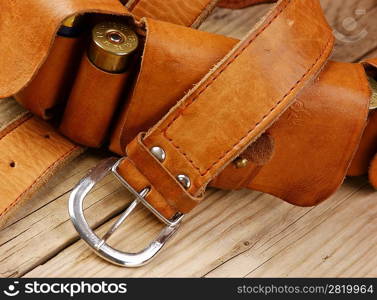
[0,0,376,226]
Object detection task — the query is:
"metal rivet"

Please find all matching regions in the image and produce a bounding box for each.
[177,174,191,189]
[234,157,249,169]
[150,146,166,162]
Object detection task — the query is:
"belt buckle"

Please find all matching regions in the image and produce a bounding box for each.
[68,157,184,267]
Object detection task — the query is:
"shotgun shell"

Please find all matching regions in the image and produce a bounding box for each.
[88,21,139,73]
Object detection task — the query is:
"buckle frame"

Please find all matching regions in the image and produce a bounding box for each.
[68,157,183,267]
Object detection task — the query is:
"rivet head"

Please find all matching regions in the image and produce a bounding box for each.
[234,157,249,169]
[177,174,191,189]
[150,146,166,162]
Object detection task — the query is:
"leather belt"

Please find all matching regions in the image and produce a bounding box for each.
[0,0,376,266]
[118,0,334,218]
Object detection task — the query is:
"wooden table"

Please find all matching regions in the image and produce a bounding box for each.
[1,0,377,278]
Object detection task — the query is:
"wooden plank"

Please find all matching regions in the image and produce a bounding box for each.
[206,180,377,277]
[0,153,135,277]
[246,186,377,278]
[323,0,377,62]
[199,4,271,39]
[201,0,377,62]
[0,99,26,129]
[361,47,377,62]
[0,0,376,278]
[24,179,369,277]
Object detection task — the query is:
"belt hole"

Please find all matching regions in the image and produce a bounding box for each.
[9,161,16,168]
[44,134,50,139]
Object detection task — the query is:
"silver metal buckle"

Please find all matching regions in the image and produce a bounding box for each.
[68,157,184,267]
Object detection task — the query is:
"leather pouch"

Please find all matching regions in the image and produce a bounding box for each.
[15,35,84,119]
[60,54,134,147]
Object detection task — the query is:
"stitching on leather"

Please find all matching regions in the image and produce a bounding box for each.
[162,0,291,174]
[162,0,332,177]
[167,36,332,177]
[162,0,289,173]
[0,145,79,218]
[190,0,221,27]
[163,0,289,132]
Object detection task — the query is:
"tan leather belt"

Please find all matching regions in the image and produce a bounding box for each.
[0,0,376,266]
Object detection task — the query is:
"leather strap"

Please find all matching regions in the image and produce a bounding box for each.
[109,18,238,153]
[117,0,334,218]
[107,17,369,207]
[0,114,82,227]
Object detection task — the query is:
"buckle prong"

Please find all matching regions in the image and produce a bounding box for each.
[101,190,146,242]
[68,157,183,267]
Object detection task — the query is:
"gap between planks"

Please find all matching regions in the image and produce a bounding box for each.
[24,178,373,277]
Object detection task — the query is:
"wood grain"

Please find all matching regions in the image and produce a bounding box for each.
[0,0,377,278]
[201,0,377,62]
[25,178,370,277]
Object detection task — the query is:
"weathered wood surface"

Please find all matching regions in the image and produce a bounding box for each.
[1,0,377,278]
